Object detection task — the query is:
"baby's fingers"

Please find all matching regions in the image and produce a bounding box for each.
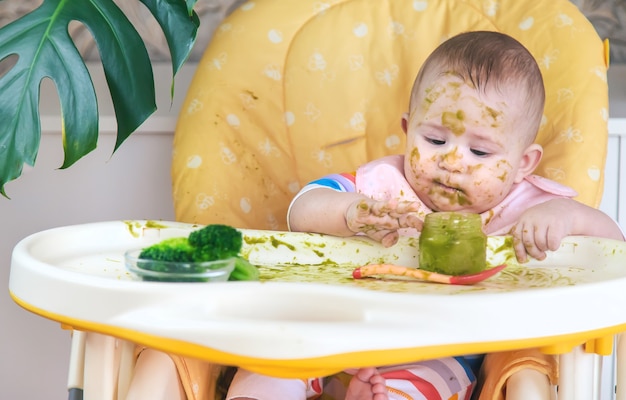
[512,233,529,263]
[512,223,547,262]
[545,225,566,252]
[380,231,399,248]
[403,213,423,231]
[522,223,565,258]
[378,201,423,230]
[388,201,420,215]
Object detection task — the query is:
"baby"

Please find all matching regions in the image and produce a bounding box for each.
[227,30,624,400]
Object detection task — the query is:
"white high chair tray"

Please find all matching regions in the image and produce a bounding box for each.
[9,220,626,376]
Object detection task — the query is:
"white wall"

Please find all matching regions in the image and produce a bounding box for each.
[601,65,626,227]
[1,62,625,400]
[598,64,626,400]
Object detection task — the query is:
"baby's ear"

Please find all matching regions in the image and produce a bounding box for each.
[401,113,409,134]
[514,143,543,183]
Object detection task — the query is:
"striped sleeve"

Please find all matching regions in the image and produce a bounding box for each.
[306,173,356,192]
[286,173,356,230]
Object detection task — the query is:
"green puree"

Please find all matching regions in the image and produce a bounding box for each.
[419,236,486,275]
[419,212,486,275]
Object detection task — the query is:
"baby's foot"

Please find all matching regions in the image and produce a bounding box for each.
[345,368,388,400]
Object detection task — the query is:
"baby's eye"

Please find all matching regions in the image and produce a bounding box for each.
[426,138,446,145]
[470,149,489,157]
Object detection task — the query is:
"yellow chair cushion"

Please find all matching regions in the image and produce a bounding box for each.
[172,0,609,230]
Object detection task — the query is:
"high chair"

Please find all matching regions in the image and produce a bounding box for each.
[7,0,621,400]
[170,0,613,398]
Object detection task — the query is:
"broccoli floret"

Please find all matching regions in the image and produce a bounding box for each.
[139,237,195,263]
[230,256,260,281]
[135,224,257,282]
[138,237,198,277]
[188,224,243,261]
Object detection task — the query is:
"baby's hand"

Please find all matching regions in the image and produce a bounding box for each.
[345,199,423,247]
[510,199,574,262]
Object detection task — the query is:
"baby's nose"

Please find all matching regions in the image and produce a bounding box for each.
[439,149,465,172]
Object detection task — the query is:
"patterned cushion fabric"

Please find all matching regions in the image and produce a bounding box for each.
[172,0,609,230]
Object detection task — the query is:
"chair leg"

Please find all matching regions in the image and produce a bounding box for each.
[558,346,601,400]
[67,330,86,400]
[117,340,137,399]
[67,330,138,400]
[616,333,626,400]
[83,333,121,400]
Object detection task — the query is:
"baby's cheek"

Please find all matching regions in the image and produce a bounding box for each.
[478,162,515,199]
[408,147,420,170]
[405,165,429,194]
[493,159,513,182]
[406,149,424,179]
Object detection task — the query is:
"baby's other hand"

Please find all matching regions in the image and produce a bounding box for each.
[510,200,573,263]
[345,199,423,247]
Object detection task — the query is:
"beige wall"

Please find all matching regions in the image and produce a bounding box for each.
[0,0,245,65]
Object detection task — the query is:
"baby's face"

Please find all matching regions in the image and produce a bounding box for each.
[404,74,529,213]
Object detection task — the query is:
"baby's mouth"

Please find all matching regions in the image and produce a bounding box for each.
[434,180,463,194]
[429,180,471,207]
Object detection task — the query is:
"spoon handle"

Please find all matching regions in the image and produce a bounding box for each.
[353,264,507,285]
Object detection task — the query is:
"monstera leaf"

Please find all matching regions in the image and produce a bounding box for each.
[0,0,199,196]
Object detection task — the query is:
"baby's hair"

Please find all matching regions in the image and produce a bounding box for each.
[411,31,545,142]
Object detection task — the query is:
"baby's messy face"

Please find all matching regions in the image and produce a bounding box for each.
[404,74,528,213]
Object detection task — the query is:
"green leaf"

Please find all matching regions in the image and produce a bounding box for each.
[138,0,199,97]
[0,0,198,196]
[185,0,199,18]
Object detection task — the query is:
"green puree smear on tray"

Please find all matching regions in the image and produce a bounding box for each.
[255,234,578,294]
[256,262,579,294]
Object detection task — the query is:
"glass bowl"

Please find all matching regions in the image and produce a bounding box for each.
[124,249,235,282]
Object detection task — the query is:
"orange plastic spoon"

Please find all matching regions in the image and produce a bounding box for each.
[352,264,507,285]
